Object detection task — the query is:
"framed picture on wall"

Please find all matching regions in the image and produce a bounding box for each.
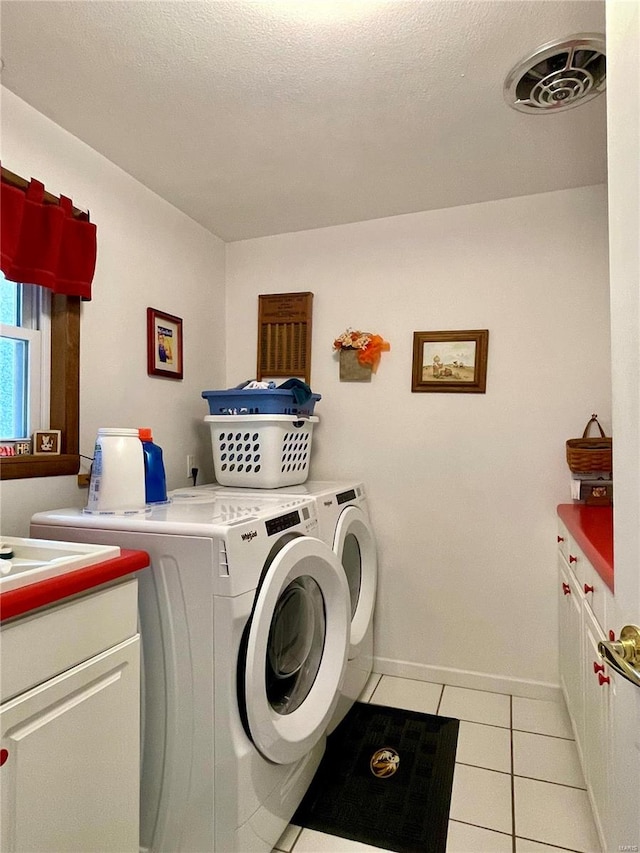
[412,329,489,393]
[147,307,183,380]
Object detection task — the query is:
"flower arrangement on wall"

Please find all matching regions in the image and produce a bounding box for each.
[332,328,390,380]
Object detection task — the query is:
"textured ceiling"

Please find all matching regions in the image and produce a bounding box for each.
[0,0,607,241]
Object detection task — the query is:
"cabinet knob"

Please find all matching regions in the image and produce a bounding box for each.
[562,582,571,596]
[598,672,611,686]
[584,584,594,594]
[569,554,578,564]
[593,661,605,674]
[557,535,565,543]
[0,749,8,767]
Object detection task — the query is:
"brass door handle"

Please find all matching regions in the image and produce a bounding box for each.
[598,625,640,689]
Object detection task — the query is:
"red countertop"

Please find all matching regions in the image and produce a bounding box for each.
[557,504,613,592]
[0,548,150,622]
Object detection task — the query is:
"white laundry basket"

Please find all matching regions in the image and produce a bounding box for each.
[205,414,318,488]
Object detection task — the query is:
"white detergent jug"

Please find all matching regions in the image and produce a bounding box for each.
[85,428,146,514]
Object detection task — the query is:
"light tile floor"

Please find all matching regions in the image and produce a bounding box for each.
[273,674,601,853]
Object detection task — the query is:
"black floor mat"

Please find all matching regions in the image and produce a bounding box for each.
[292,702,459,853]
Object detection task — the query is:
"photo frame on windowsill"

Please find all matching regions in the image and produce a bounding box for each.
[147,307,183,380]
[412,329,489,393]
[33,430,61,454]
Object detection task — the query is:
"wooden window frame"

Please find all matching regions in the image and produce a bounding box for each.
[0,294,80,480]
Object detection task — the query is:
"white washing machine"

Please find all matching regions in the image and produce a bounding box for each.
[185,481,377,732]
[31,492,350,852]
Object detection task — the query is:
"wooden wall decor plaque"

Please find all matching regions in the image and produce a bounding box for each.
[257,292,313,385]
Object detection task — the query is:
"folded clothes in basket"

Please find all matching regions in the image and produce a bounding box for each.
[241,380,276,390]
[277,378,313,405]
[232,378,314,405]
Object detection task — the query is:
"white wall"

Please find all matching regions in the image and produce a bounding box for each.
[0,89,225,535]
[226,186,611,694]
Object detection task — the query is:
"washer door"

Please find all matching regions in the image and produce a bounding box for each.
[333,505,377,659]
[243,536,350,764]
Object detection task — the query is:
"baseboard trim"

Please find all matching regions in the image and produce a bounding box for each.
[373,656,561,701]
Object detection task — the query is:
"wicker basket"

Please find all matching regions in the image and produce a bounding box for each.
[566,415,612,473]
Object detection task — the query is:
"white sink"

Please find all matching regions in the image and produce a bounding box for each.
[0,537,121,593]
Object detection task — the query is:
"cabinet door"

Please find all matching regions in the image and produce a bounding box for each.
[1,636,140,853]
[556,519,570,565]
[606,656,640,853]
[582,605,611,849]
[581,558,611,633]
[558,557,583,746]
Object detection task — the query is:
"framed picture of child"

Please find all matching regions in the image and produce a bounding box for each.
[147,307,184,380]
[412,330,489,393]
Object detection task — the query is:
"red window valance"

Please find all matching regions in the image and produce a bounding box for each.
[1,166,96,300]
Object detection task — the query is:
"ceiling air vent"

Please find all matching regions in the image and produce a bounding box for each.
[504,33,606,114]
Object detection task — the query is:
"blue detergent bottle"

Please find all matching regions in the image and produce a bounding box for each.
[139,428,168,503]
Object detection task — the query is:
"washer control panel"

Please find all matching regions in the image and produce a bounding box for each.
[336,488,357,505]
[265,509,308,537]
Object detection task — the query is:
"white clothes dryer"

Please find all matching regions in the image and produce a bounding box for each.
[189,481,377,732]
[31,492,350,853]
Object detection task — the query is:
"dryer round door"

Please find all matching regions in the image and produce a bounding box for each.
[243,536,350,765]
[333,505,377,659]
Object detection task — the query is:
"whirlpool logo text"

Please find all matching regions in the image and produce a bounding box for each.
[241,530,257,542]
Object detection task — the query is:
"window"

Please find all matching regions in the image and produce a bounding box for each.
[0,166,90,480]
[0,282,80,480]
[0,273,51,441]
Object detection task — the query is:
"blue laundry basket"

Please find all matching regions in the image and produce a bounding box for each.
[202,388,321,417]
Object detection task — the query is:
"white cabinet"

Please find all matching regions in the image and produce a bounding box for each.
[1,579,140,853]
[582,604,612,845]
[557,519,615,851]
[558,555,584,747]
